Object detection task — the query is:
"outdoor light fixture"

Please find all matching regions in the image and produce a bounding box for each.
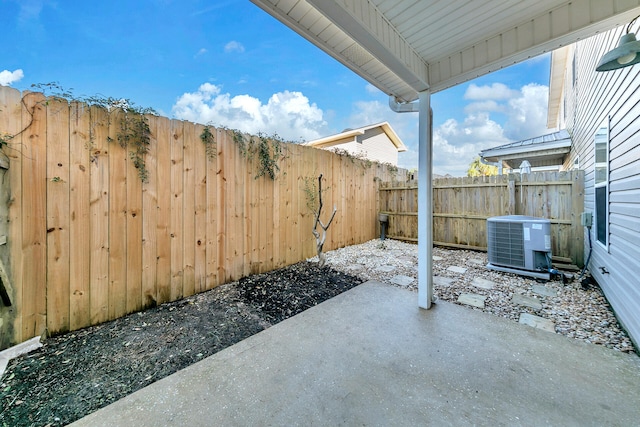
[596,15,640,71]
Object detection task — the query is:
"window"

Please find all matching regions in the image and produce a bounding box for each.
[594,119,609,247]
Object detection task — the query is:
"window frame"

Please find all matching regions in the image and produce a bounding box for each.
[594,117,609,249]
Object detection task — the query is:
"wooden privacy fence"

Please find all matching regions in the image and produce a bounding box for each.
[379,171,585,267]
[0,87,402,349]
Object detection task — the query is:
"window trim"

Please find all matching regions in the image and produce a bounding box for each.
[594,117,609,249]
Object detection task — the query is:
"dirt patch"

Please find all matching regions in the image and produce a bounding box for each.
[0,262,363,427]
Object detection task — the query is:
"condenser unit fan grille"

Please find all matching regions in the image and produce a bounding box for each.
[488,221,525,268]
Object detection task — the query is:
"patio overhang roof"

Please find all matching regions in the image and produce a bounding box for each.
[250,0,640,309]
[250,0,640,102]
[480,129,572,169]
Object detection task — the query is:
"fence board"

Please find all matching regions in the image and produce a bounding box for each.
[68,102,91,330]
[3,87,24,346]
[126,120,143,314]
[216,129,227,284]
[182,122,196,298]
[46,97,71,334]
[108,110,128,320]
[204,128,218,290]
[170,120,184,301]
[21,92,47,339]
[0,87,403,349]
[380,171,585,266]
[141,116,158,308]
[155,116,172,304]
[89,106,109,325]
[193,123,207,293]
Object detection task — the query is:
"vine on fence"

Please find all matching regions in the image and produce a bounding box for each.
[2,83,291,183]
[0,83,156,182]
[199,126,217,161]
[116,109,153,182]
[229,129,286,180]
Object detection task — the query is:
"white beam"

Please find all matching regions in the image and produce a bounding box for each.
[306,0,429,92]
[417,90,433,309]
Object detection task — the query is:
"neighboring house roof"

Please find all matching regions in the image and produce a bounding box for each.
[479,129,572,169]
[305,122,407,152]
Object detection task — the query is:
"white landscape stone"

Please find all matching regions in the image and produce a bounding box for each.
[471,277,495,290]
[390,275,414,287]
[519,313,556,333]
[433,276,455,287]
[374,265,396,273]
[532,285,557,297]
[511,294,542,310]
[457,293,486,308]
[447,266,467,274]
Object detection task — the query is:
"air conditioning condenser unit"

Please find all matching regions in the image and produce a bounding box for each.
[486,215,552,280]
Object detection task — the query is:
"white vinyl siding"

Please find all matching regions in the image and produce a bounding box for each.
[559,26,640,348]
[316,128,400,165]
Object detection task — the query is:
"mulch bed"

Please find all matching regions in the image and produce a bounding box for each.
[0,262,363,427]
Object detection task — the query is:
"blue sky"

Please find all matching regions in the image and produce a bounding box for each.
[1,0,552,176]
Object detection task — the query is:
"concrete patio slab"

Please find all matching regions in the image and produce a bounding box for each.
[447,266,467,274]
[71,281,640,427]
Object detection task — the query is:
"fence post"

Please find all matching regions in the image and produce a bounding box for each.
[508,174,516,215]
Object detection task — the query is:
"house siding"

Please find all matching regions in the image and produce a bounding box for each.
[557,26,640,348]
[359,128,399,165]
[314,128,400,165]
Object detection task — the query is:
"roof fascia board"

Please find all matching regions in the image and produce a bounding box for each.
[306,129,364,146]
[485,147,571,162]
[547,46,570,128]
[379,122,407,151]
[482,140,571,158]
[306,0,430,93]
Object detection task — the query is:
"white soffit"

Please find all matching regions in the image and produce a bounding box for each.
[251,0,640,102]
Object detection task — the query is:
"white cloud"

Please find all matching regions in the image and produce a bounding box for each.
[172,83,328,142]
[503,83,549,140]
[431,114,510,176]
[464,100,503,115]
[346,81,549,177]
[344,99,506,176]
[465,83,520,100]
[0,69,24,86]
[194,48,207,58]
[224,41,245,54]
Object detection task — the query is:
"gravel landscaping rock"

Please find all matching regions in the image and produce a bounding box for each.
[317,238,637,354]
